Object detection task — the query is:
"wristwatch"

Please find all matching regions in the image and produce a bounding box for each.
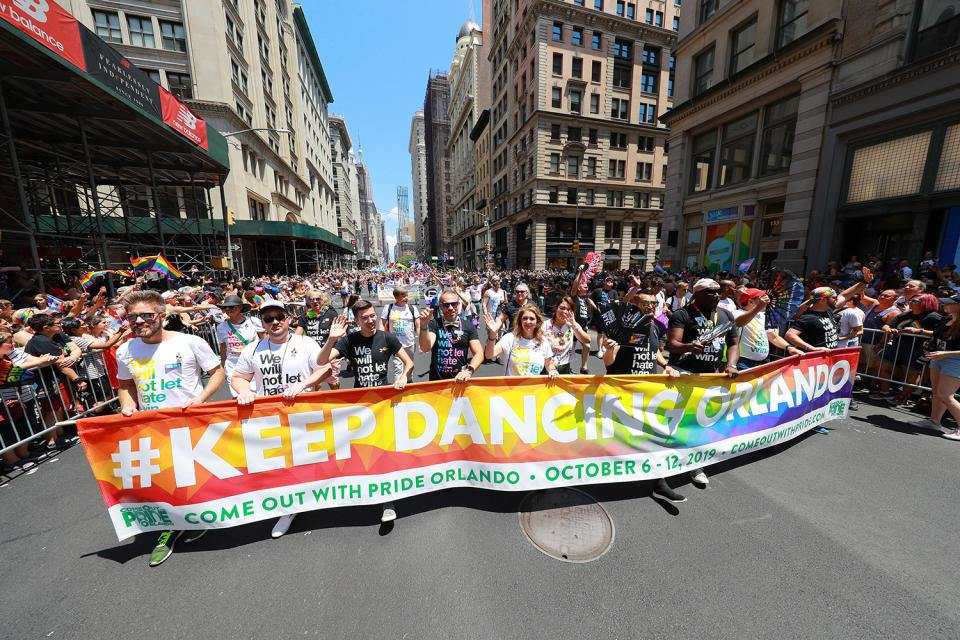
[462,364,475,373]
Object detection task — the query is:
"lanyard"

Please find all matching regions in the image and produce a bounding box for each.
[691,302,718,328]
[226,319,251,346]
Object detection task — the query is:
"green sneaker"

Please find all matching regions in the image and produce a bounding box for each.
[182,529,207,544]
[148,530,183,567]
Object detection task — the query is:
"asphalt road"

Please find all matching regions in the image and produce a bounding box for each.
[1,298,958,639]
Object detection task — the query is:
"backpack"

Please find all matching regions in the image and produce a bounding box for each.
[385,303,418,334]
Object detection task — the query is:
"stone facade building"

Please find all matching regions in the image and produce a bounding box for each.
[484,0,679,271]
[409,109,430,258]
[330,114,361,262]
[423,71,454,260]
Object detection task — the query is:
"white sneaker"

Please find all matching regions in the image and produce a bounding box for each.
[943,429,960,441]
[271,514,295,538]
[381,503,397,523]
[690,469,709,486]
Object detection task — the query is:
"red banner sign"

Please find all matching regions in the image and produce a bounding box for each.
[159,86,208,150]
[0,0,85,70]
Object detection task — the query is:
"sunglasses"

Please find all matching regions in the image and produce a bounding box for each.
[308,298,322,302]
[515,290,528,294]
[127,312,158,321]
[262,313,287,323]
[440,301,459,308]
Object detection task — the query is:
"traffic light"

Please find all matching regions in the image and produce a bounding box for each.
[227,207,236,225]
[572,239,580,255]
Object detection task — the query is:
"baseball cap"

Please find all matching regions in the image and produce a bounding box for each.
[692,278,720,292]
[738,288,766,306]
[160,291,176,300]
[811,287,837,300]
[259,300,285,312]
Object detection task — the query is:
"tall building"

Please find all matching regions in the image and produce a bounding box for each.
[484,0,678,270]
[448,15,492,271]
[409,110,429,258]
[355,150,384,265]
[423,71,453,260]
[330,114,361,262]
[65,0,354,272]
[396,186,416,258]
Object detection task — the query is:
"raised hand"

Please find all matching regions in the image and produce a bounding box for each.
[328,315,348,341]
[419,306,433,326]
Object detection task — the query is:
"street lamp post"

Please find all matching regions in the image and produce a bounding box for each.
[561,152,582,270]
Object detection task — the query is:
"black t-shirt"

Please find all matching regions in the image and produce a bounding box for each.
[500,299,530,331]
[792,310,840,349]
[298,307,338,345]
[573,294,593,326]
[667,306,737,373]
[427,315,479,380]
[590,287,615,309]
[333,330,401,388]
[927,318,960,352]
[25,332,71,358]
[605,302,662,375]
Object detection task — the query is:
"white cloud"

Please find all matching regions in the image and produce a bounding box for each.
[386,234,397,246]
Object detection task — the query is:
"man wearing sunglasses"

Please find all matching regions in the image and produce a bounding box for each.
[296,291,341,390]
[485,283,536,339]
[216,294,265,398]
[115,289,225,567]
[232,299,332,539]
[379,287,419,386]
[418,290,483,382]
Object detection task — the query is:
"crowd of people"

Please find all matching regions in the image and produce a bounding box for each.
[1,248,959,566]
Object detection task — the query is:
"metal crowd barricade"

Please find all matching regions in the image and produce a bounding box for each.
[857,326,932,394]
[190,321,220,353]
[0,351,118,459]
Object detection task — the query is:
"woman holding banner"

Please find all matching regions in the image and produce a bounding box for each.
[484,304,559,379]
[541,297,590,375]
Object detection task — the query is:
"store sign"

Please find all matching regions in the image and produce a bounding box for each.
[159,86,208,150]
[80,26,161,117]
[705,207,738,223]
[0,0,85,70]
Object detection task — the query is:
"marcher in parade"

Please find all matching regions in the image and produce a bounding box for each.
[296,290,341,389]
[216,294,265,397]
[418,289,483,382]
[484,303,558,379]
[910,296,960,439]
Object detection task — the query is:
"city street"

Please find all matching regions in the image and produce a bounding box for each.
[1,314,958,639]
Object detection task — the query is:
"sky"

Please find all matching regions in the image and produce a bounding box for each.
[303,0,478,259]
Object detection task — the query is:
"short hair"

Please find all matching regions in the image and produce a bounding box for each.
[393,286,408,297]
[122,289,166,313]
[352,299,374,316]
[439,289,460,302]
[60,317,82,331]
[912,293,939,313]
[309,291,330,306]
[27,314,56,332]
[907,280,926,291]
[0,330,12,343]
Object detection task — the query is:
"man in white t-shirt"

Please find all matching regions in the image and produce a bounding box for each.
[733,289,803,369]
[482,276,506,322]
[716,279,737,314]
[836,296,865,348]
[116,289,225,568]
[379,286,419,384]
[215,294,265,397]
[232,300,331,539]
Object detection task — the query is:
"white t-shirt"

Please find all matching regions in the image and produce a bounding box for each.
[485,288,505,315]
[837,307,865,348]
[671,292,692,311]
[216,316,264,373]
[234,334,322,397]
[497,333,553,376]
[469,285,482,302]
[381,303,417,348]
[116,332,220,411]
[542,320,575,366]
[654,291,668,317]
[734,310,769,361]
[717,298,737,314]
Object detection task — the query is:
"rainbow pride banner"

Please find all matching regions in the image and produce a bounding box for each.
[78,350,858,539]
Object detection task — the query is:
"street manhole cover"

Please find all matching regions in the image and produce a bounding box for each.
[518,488,614,563]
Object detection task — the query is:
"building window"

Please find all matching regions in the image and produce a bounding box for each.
[611,98,629,120]
[605,220,622,236]
[589,128,598,144]
[549,187,559,203]
[570,90,582,114]
[585,189,595,204]
[127,15,155,47]
[565,187,578,204]
[568,126,582,142]
[719,112,758,186]
[668,78,674,97]
[699,0,719,24]
[587,157,597,176]
[655,11,663,27]
[777,0,809,48]
[693,46,714,96]
[568,156,580,177]
[612,38,632,60]
[608,159,626,178]
[550,153,560,173]
[636,161,652,180]
[690,130,717,193]
[730,17,758,74]
[673,16,680,31]
[610,132,627,148]
[551,123,561,139]
[592,60,602,82]
[594,0,604,9]
[167,72,192,99]
[638,103,655,123]
[617,0,626,16]
[590,94,600,113]
[762,216,782,238]
[572,57,583,78]
[642,46,659,65]
[912,0,960,61]
[160,21,187,52]
[142,68,161,83]
[613,64,632,88]
[553,52,563,74]
[93,10,122,43]
[553,21,563,40]
[645,8,654,23]
[552,87,562,108]
[592,32,602,49]
[248,197,267,221]
[760,94,799,175]
[641,73,657,93]
[638,135,654,151]
[627,3,636,19]
[572,27,583,45]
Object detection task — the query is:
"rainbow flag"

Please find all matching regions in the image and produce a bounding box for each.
[115,270,135,279]
[79,270,111,289]
[661,261,673,270]
[130,254,183,279]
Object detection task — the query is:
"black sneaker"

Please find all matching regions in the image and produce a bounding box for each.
[652,478,687,503]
